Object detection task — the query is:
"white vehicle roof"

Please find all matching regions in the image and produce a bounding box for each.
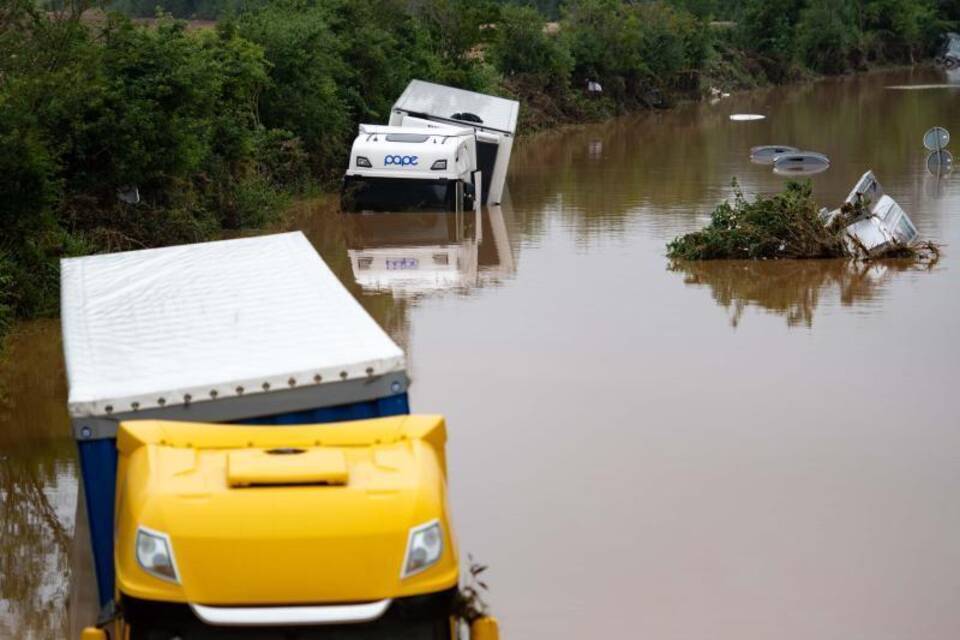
[358,123,473,137]
[393,80,519,135]
[61,232,405,418]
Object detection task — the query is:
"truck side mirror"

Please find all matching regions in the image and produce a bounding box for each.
[81,627,108,640]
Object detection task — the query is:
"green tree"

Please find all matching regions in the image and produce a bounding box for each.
[489,4,573,89]
[236,1,351,175]
[736,0,805,82]
[857,0,941,62]
[798,0,859,74]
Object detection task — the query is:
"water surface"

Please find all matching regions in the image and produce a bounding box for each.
[2,67,960,639]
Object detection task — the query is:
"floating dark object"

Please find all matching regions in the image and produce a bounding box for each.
[927,150,954,175]
[923,126,950,151]
[935,32,960,68]
[750,145,799,165]
[117,185,140,205]
[451,112,483,124]
[773,151,830,176]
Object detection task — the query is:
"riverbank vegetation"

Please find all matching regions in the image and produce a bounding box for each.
[1,0,957,350]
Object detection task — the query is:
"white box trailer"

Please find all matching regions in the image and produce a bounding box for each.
[61,232,409,607]
[390,80,519,206]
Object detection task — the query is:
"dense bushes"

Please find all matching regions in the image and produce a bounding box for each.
[489,5,573,90]
[735,0,949,81]
[667,182,849,260]
[563,0,708,102]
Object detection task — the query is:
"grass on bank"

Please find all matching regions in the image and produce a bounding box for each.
[667,181,940,262]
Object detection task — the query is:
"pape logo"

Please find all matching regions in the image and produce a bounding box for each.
[384,155,418,167]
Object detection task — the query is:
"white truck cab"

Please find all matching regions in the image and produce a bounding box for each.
[342,80,519,212]
[342,124,481,212]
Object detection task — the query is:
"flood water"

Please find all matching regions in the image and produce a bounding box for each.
[3,67,960,639]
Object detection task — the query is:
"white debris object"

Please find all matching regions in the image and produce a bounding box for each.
[772,151,830,176]
[730,114,765,121]
[825,171,920,255]
[750,145,798,165]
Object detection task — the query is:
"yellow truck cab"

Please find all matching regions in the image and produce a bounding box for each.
[61,233,496,639]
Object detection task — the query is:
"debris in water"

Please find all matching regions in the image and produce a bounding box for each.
[773,151,830,176]
[927,150,954,175]
[454,555,492,624]
[709,87,731,102]
[923,126,950,151]
[750,145,798,165]
[935,32,960,68]
[730,114,765,121]
[668,173,938,261]
[922,126,953,176]
[667,180,847,260]
[822,171,925,258]
[885,84,960,91]
[117,185,140,205]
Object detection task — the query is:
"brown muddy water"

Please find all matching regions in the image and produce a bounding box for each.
[3,67,960,639]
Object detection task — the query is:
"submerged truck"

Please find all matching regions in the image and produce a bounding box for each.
[63,232,497,639]
[342,81,519,212]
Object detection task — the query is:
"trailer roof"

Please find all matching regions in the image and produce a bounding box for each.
[392,80,519,135]
[358,123,473,137]
[61,232,405,418]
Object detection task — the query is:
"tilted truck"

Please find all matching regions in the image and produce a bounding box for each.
[62,232,497,639]
[342,80,518,212]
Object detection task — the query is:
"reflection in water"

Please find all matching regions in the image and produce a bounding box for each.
[345,204,517,298]
[671,258,937,328]
[0,322,76,639]
[288,196,414,352]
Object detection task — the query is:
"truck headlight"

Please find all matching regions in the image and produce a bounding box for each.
[136,527,179,583]
[356,156,372,168]
[401,520,443,578]
[430,160,447,170]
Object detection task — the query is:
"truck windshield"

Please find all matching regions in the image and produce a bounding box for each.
[342,177,457,212]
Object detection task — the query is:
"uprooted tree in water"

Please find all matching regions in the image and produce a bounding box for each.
[667,178,940,262]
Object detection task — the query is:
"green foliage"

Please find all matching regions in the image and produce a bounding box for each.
[489,4,573,88]
[858,0,943,62]
[667,181,849,260]
[408,0,501,91]
[234,1,350,175]
[563,0,709,103]
[798,0,859,74]
[735,0,805,82]
[0,253,13,347]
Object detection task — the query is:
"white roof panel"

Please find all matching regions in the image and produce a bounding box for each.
[61,232,405,418]
[358,123,473,137]
[392,80,519,135]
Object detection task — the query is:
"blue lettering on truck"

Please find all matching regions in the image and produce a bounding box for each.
[384,155,418,166]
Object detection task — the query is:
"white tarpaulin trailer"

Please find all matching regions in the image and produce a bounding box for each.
[62,232,406,420]
[390,80,519,206]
